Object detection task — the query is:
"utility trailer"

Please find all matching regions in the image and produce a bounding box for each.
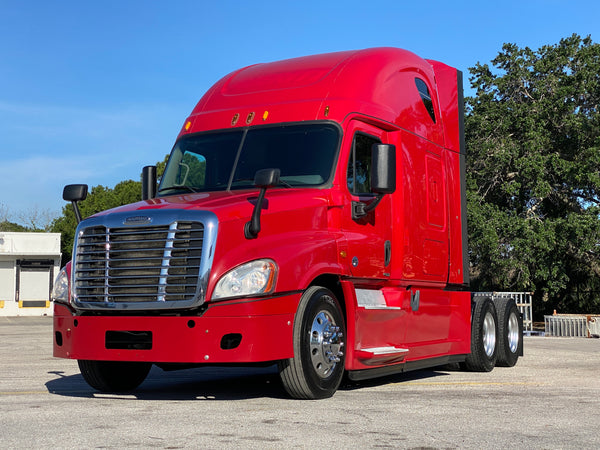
[52,48,523,399]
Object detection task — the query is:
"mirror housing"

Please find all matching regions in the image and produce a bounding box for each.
[254,167,281,189]
[371,144,396,194]
[142,165,157,200]
[63,184,88,223]
[63,184,88,202]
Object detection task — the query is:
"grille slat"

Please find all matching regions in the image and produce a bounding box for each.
[74,221,204,304]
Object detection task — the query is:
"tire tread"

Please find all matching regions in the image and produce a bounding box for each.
[463,297,498,372]
[496,298,522,367]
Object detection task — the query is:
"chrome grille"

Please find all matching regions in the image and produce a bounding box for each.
[74,221,204,304]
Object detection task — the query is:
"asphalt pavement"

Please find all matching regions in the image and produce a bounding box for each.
[1,316,599,449]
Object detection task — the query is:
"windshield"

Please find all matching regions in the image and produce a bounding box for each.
[158,123,340,194]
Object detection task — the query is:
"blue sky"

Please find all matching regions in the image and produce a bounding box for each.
[1,0,598,225]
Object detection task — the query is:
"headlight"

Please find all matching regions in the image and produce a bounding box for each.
[213,259,277,300]
[52,267,70,304]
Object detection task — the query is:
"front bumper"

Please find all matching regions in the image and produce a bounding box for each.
[53,293,300,364]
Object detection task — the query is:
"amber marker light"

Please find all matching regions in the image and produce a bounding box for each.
[246,112,255,124]
[231,113,240,126]
[184,121,192,131]
[263,110,269,121]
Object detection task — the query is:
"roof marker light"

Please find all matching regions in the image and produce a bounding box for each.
[184,121,192,131]
[263,111,269,121]
[232,113,239,126]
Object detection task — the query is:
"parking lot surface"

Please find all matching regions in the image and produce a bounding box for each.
[1,316,599,449]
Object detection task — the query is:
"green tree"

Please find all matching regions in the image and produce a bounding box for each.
[466,34,600,316]
[0,220,29,232]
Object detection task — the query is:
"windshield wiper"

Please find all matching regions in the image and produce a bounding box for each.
[157,185,200,194]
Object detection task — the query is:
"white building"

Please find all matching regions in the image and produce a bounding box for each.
[0,232,61,316]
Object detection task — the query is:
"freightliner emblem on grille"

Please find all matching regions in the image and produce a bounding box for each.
[123,216,153,225]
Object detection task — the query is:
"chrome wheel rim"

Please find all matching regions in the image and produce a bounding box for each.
[309,309,344,379]
[483,311,497,357]
[507,312,520,353]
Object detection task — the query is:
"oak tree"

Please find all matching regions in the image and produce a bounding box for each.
[466,34,600,316]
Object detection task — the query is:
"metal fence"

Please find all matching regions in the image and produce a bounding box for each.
[471,292,600,338]
[544,314,600,338]
[474,292,533,333]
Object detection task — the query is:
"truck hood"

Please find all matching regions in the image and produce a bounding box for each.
[88,188,332,223]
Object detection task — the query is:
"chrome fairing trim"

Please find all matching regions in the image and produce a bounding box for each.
[71,209,218,311]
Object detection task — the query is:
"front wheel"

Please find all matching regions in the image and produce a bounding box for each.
[78,360,152,392]
[278,286,346,399]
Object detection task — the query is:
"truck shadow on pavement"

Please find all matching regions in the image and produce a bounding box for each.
[45,365,452,401]
[45,365,287,400]
[340,367,453,392]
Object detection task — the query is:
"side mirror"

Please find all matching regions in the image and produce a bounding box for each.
[63,184,88,223]
[352,144,396,220]
[142,165,157,200]
[63,184,88,202]
[371,144,396,194]
[245,168,280,239]
[254,167,281,188]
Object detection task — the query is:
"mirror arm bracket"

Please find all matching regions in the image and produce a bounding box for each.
[352,194,384,220]
[245,187,268,239]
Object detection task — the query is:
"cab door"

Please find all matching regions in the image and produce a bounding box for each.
[341,121,393,280]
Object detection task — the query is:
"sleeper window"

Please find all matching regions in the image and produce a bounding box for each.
[415,78,436,123]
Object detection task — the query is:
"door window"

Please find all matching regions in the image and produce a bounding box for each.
[347,133,381,195]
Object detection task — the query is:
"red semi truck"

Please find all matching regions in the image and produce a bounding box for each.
[52,47,523,399]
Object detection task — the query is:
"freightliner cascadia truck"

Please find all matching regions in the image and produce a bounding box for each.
[52,47,523,399]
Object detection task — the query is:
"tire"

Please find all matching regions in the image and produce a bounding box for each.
[496,298,522,367]
[463,297,498,372]
[78,360,152,392]
[278,286,346,399]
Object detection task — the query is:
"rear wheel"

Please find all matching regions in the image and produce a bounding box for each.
[496,298,522,367]
[278,286,346,399]
[463,297,498,372]
[78,360,152,392]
